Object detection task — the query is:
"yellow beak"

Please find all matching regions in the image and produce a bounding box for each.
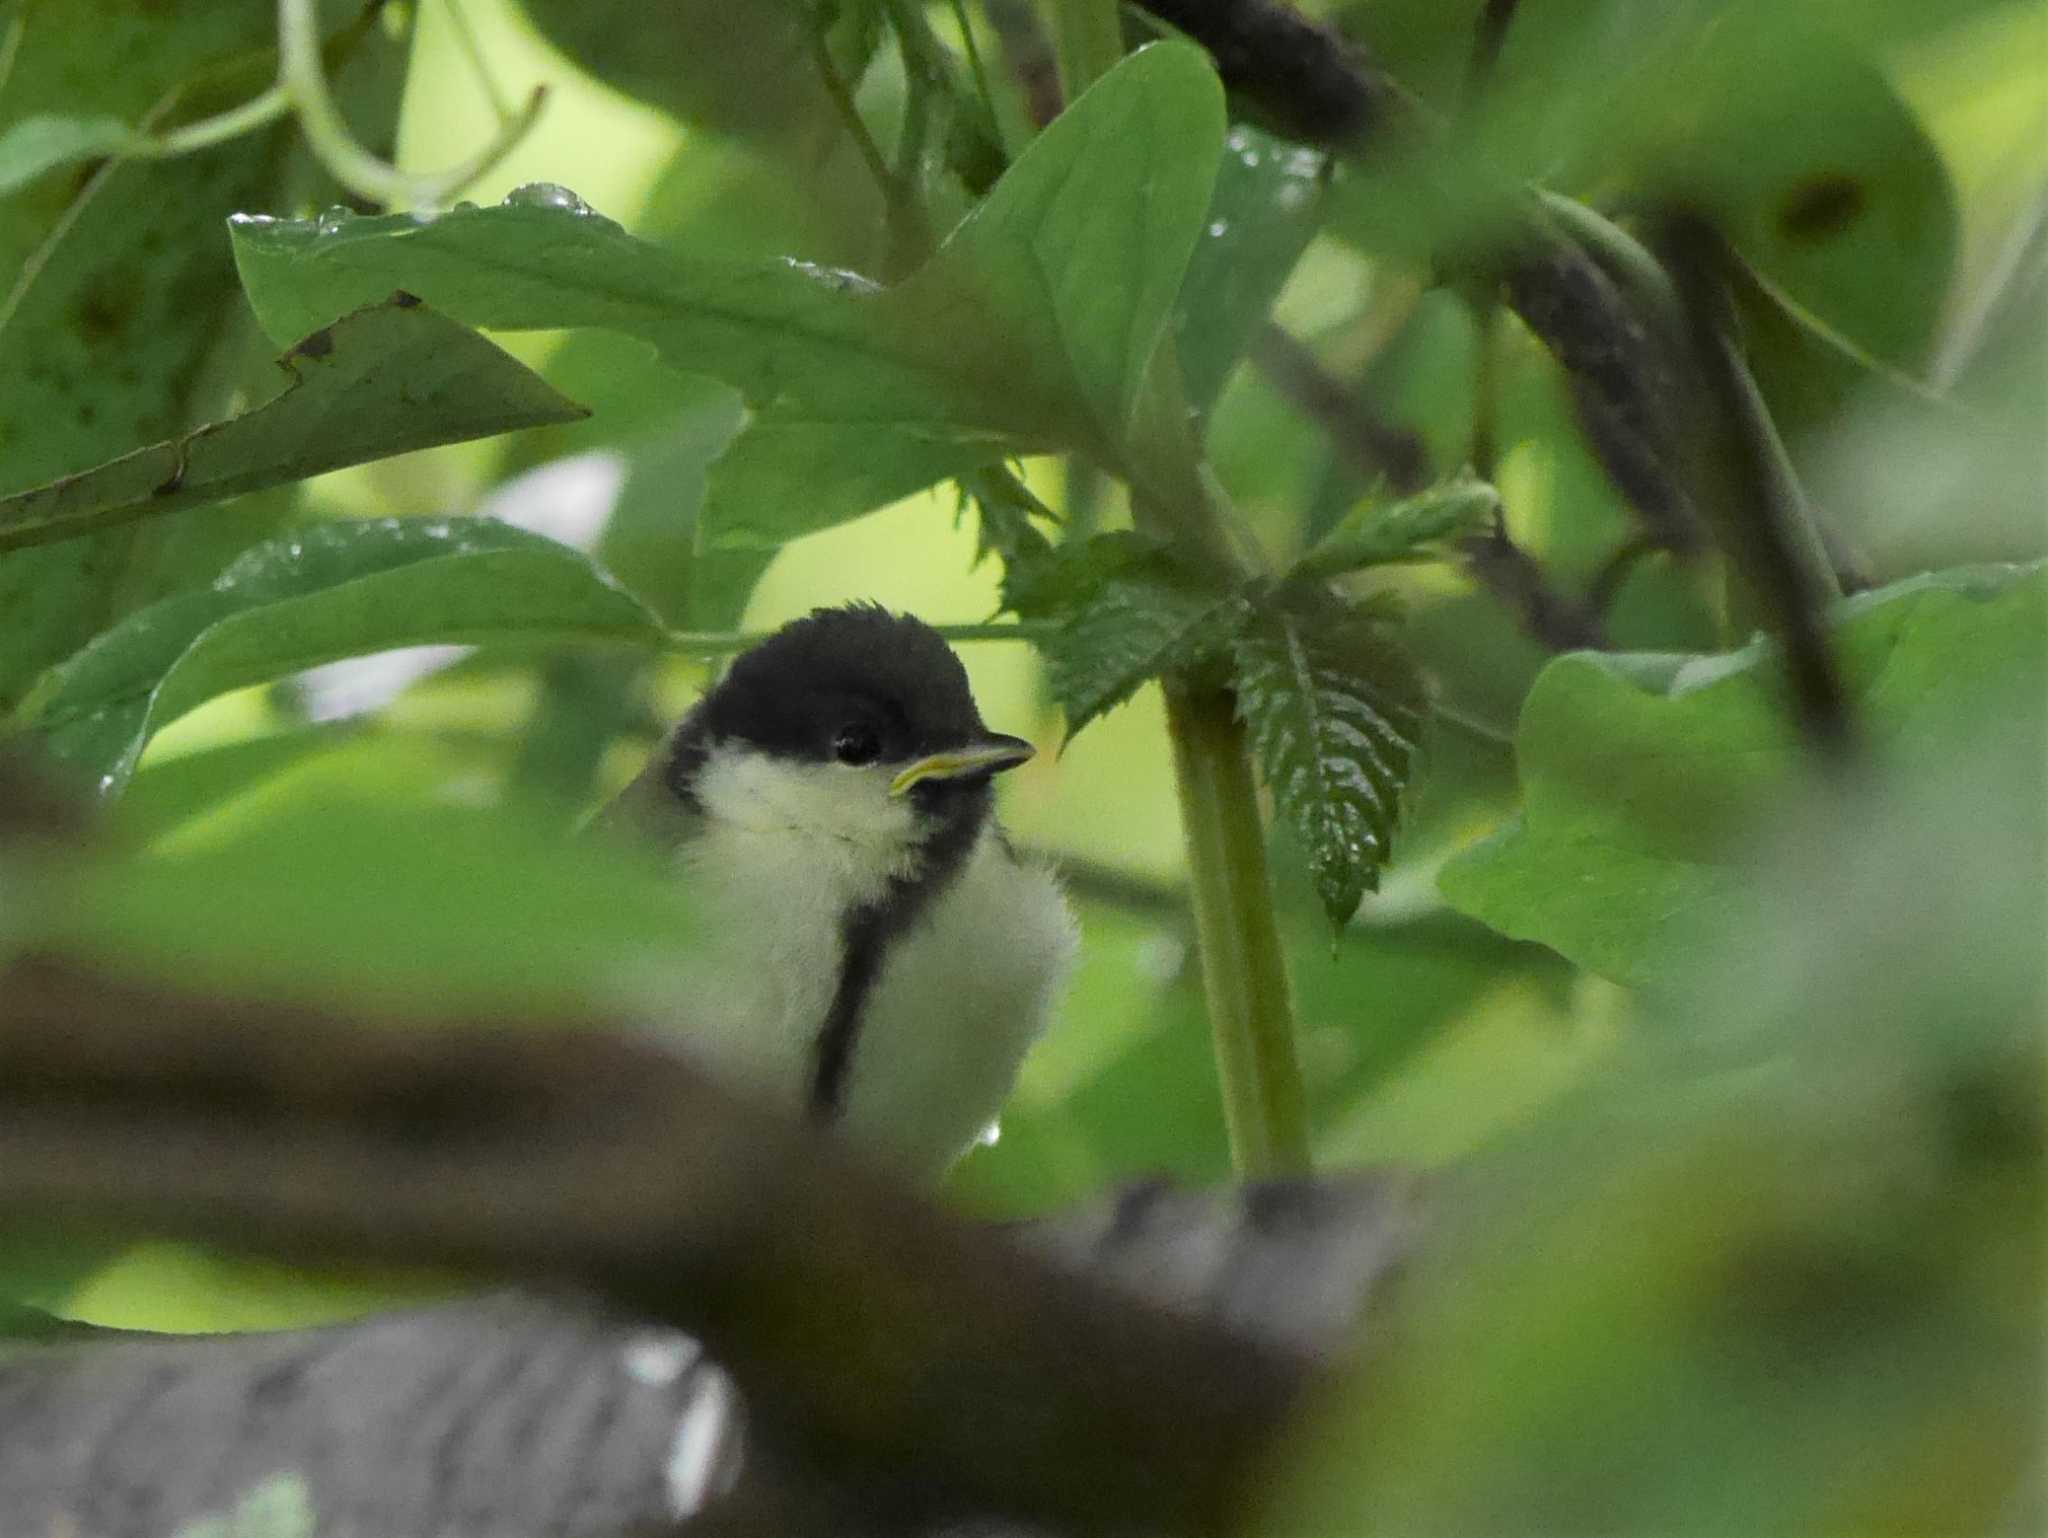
[889,735,1035,796]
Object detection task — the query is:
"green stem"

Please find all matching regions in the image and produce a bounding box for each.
[1161,680,1312,1176]
[278,0,544,208]
[1046,0,1123,100]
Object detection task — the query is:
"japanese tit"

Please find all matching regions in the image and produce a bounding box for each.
[598,604,1077,1176]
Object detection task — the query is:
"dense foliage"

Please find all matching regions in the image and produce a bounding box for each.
[0,0,2041,1531]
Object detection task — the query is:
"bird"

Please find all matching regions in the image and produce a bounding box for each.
[595,603,1078,1177]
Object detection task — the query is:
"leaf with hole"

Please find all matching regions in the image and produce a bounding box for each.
[1235,599,1429,929]
[0,296,588,555]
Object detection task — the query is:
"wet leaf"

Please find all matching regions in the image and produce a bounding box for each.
[1174,124,1327,417]
[229,43,1226,550]
[1234,599,1429,928]
[22,518,665,796]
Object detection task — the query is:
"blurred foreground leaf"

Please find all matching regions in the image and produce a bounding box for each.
[1269,703,2044,1537]
[0,297,587,555]
[25,797,700,1021]
[1440,561,2048,990]
[21,519,665,795]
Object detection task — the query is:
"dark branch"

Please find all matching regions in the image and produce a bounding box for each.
[1654,210,1853,759]
[1132,0,1392,146]
[0,956,1393,1537]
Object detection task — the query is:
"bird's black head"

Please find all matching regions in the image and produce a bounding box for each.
[672,605,1031,817]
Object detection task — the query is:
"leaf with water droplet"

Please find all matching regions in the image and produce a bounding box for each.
[228,45,1228,551]
[1173,122,1327,418]
[19,518,666,797]
[0,294,587,556]
[1234,594,1429,931]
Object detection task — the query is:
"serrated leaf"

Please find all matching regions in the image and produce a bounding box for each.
[1044,555,1253,740]
[23,518,666,796]
[228,43,1226,552]
[0,296,587,554]
[1437,561,2048,991]
[1294,478,1500,582]
[1234,604,1429,929]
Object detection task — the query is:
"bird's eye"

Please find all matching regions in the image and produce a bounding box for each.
[833,723,881,765]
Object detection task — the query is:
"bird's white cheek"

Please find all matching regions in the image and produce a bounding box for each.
[692,746,916,864]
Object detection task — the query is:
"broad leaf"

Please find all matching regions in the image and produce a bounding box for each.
[1234,601,1429,929]
[1293,478,1499,581]
[1021,535,1253,739]
[22,519,667,795]
[1175,124,1327,417]
[0,296,587,553]
[1438,562,2048,991]
[228,43,1226,550]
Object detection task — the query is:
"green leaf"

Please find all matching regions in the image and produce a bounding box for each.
[22,518,666,795]
[1438,562,2048,990]
[1235,599,1429,928]
[1023,534,1254,738]
[0,296,587,554]
[1175,124,1326,416]
[34,798,705,1031]
[0,114,149,197]
[0,3,410,713]
[1293,478,1500,582]
[228,42,1226,549]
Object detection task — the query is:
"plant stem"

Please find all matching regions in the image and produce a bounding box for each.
[1160,680,1312,1175]
[1046,0,1123,100]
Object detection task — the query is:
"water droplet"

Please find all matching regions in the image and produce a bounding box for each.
[1275,180,1312,213]
[227,212,276,227]
[97,773,116,793]
[1207,219,1229,238]
[450,200,479,214]
[976,1119,1002,1148]
[780,256,880,294]
[505,181,591,215]
[1239,147,1262,169]
[1225,126,1250,152]
[314,205,350,236]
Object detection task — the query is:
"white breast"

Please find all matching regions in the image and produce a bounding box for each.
[670,746,1077,1176]
[841,827,1078,1173]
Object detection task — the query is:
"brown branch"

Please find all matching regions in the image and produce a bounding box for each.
[0,955,1372,1536]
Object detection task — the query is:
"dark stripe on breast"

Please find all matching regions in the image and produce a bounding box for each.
[809,790,989,1119]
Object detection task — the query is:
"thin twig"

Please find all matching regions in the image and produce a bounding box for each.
[1252,323,1429,493]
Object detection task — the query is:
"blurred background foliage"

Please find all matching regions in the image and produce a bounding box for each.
[0,0,2042,1528]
